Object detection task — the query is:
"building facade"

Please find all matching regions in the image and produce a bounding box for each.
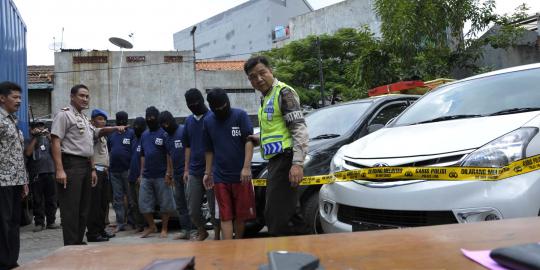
[53,50,259,120]
[275,0,382,47]
[173,0,313,60]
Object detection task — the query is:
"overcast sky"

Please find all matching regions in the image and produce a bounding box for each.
[12,0,540,65]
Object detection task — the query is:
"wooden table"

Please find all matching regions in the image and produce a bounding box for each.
[20,217,540,269]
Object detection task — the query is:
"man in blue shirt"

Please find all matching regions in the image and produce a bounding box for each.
[203,88,255,240]
[183,88,218,241]
[159,111,194,240]
[108,111,135,232]
[127,117,146,232]
[138,107,175,238]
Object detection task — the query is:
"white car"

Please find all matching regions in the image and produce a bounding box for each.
[320,63,540,233]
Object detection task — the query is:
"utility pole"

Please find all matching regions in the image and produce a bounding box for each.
[190,26,197,88]
[316,36,325,107]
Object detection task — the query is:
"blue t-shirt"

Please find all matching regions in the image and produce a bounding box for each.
[165,125,185,178]
[140,128,168,179]
[108,129,134,173]
[182,111,209,177]
[128,137,142,182]
[203,108,253,183]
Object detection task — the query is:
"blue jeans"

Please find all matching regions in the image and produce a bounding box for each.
[110,171,132,227]
[174,176,192,231]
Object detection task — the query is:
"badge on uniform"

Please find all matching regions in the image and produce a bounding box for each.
[155,138,163,146]
[136,145,141,152]
[263,141,283,156]
[40,145,46,151]
[174,140,183,149]
[123,138,131,145]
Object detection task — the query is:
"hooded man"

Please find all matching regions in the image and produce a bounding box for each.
[202,88,255,240]
[159,111,194,240]
[182,88,218,241]
[127,117,147,232]
[138,106,175,238]
[108,111,136,232]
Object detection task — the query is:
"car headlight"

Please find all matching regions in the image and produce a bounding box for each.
[330,146,346,174]
[461,127,538,167]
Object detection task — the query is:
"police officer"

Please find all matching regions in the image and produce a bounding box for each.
[244,56,309,236]
[50,84,125,245]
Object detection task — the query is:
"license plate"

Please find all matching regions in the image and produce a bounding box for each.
[352,221,401,232]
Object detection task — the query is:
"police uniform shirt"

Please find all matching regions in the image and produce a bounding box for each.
[51,104,99,158]
[93,136,109,167]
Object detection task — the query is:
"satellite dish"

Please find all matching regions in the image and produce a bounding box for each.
[109,37,133,49]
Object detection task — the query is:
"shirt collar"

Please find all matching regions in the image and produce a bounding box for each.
[263,79,279,97]
[0,106,17,122]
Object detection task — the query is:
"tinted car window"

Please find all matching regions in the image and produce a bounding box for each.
[369,102,409,126]
[307,102,372,139]
[394,68,540,126]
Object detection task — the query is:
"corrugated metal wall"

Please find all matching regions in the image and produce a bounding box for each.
[0,0,29,136]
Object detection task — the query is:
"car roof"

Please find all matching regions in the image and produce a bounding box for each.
[458,63,540,83]
[324,94,419,108]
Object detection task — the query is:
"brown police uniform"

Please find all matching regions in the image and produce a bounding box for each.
[86,135,110,241]
[51,104,99,245]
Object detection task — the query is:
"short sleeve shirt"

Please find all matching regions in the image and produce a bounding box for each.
[0,107,28,186]
[165,125,185,178]
[51,104,98,158]
[140,128,168,179]
[203,108,253,183]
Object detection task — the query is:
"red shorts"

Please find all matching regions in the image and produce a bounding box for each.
[214,182,256,222]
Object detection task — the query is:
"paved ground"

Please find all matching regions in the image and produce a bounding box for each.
[18,210,217,266]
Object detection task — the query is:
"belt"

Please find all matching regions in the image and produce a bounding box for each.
[61,153,90,161]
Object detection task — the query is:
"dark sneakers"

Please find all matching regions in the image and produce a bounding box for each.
[32,225,45,232]
[87,235,109,242]
[46,223,61,229]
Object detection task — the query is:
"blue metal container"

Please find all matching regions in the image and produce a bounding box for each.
[0,0,28,136]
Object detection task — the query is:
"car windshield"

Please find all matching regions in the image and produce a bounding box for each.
[394,68,540,126]
[307,102,372,140]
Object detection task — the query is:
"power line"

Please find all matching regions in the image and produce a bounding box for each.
[52,50,265,75]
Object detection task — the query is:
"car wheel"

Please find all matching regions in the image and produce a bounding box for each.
[302,193,322,234]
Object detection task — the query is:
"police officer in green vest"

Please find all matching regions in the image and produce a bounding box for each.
[244,56,309,236]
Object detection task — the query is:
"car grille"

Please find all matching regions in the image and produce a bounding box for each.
[345,154,466,168]
[337,204,457,228]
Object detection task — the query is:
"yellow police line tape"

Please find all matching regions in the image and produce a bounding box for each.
[251,154,540,186]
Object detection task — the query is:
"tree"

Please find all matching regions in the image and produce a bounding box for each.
[373,0,529,78]
[263,28,380,105]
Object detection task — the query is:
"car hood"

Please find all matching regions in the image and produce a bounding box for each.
[345,112,540,158]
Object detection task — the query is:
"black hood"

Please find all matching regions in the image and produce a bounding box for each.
[116,111,128,126]
[145,106,160,131]
[133,117,147,138]
[159,110,178,135]
[207,88,231,121]
[185,88,208,116]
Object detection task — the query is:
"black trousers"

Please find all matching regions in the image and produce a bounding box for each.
[31,173,57,226]
[0,185,22,270]
[264,151,298,236]
[86,170,107,238]
[57,154,91,245]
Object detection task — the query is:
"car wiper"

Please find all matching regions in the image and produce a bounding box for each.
[310,134,340,141]
[409,114,483,125]
[488,107,540,116]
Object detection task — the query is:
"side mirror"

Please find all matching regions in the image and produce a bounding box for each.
[367,124,384,133]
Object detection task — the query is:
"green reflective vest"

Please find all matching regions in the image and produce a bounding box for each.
[258,80,295,160]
